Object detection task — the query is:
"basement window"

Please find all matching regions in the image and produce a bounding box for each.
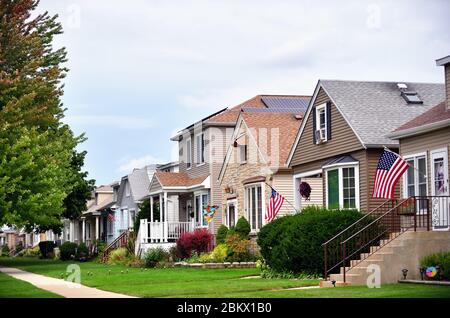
[401,91,423,104]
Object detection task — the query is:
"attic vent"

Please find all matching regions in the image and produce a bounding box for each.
[294,114,303,120]
[401,91,423,104]
[397,83,408,91]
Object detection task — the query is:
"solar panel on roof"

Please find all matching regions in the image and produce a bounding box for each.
[241,107,302,113]
[261,96,309,112]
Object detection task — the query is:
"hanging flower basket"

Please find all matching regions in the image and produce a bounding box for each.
[299,182,312,201]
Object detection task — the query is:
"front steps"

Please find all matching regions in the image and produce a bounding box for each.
[324,230,450,287]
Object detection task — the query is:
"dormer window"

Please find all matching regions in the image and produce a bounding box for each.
[239,144,248,164]
[401,91,423,104]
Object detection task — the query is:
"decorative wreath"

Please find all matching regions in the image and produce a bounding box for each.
[299,181,312,201]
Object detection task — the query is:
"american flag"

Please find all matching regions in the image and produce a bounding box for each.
[372,150,410,199]
[265,189,285,223]
[107,212,115,222]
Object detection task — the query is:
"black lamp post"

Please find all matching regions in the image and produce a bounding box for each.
[331,280,336,287]
[436,265,441,281]
[419,267,425,280]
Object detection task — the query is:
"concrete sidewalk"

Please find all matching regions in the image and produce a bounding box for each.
[0,266,135,298]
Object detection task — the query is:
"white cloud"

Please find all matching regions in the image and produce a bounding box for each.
[117,154,166,174]
[64,115,155,130]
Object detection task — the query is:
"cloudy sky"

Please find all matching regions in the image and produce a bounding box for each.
[39,0,450,185]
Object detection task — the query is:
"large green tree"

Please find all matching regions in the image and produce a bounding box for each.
[0,0,90,231]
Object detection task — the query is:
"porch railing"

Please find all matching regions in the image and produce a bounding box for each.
[139,220,195,243]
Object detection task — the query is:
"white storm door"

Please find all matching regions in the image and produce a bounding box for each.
[431,149,449,230]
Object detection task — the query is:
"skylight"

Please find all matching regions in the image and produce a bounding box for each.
[401,91,423,104]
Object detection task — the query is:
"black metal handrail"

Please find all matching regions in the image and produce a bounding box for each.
[322,199,394,279]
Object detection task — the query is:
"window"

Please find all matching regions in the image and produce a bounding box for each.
[245,184,263,231]
[125,182,131,197]
[227,201,237,227]
[196,133,205,165]
[107,216,114,234]
[239,145,247,164]
[129,210,136,228]
[401,91,423,104]
[315,104,327,142]
[404,154,427,211]
[186,138,192,169]
[326,165,359,210]
[194,193,209,227]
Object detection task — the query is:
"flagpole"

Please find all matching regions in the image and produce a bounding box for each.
[383,146,427,179]
[265,182,299,213]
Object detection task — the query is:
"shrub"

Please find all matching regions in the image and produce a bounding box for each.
[15,242,24,255]
[225,234,254,262]
[169,245,182,262]
[257,206,365,274]
[76,242,89,261]
[1,245,10,257]
[234,217,251,239]
[420,251,450,280]
[216,225,229,245]
[176,229,213,259]
[38,241,56,259]
[60,242,77,261]
[108,247,128,265]
[210,244,229,263]
[25,246,41,257]
[145,247,169,268]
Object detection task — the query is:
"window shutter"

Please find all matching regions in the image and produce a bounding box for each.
[326,102,332,140]
[312,107,317,144]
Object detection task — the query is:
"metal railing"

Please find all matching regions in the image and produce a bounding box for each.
[322,199,395,279]
[338,196,450,282]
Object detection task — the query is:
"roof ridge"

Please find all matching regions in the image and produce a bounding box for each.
[320,79,444,85]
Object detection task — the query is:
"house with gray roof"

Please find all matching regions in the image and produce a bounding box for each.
[287,79,444,213]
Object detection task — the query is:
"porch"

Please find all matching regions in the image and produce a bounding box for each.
[138,219,196,243]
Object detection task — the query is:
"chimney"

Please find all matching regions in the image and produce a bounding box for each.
[436,55,450,111]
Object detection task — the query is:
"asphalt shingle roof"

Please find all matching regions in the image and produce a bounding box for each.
[128,165,157,201]
[320,80,445,146]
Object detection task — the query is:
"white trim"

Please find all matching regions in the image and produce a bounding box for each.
[226,199,238,228]
[195,132,206,166]
[244,182,265,233]
[293,169,322,179]
[287,81,366,166]
[324,164,360,210]
[322,161,359,170]
[293,169,323,210]
[402,152,428,199]
[388,119,450,139]
[430,148,449,230]
[186,137,192,170]
[315,103,328,143]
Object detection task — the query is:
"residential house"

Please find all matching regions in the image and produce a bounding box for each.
[218,111,305,234]
[139,95,310,250]
[388,55,450,229]
[287,80,445,213]
[322,58,450,286]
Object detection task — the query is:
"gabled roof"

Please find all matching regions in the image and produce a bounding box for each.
[152,172,209,188]
[219,112,302,182]
[388,101,450,139]
[287,79,445,165]
[205,95,310,125]
[128,165,157,201]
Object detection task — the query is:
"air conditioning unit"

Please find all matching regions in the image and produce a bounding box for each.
[315,129,326,144]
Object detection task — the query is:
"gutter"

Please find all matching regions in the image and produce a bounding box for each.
[387,118,450,140]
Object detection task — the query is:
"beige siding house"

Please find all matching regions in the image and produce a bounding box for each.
[218,111,305,233]
[287,79,445,213]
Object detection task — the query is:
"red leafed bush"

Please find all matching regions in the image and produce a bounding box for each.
[176,229,213,259]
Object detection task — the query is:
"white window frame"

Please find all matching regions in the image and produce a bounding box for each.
[293,169,322,210]
[194,190,209,228]
[315,103,327,143]
[324,164,359,210]
[129,209,136,229]
[186,138,192,170]
[239,144,247,164]
[125,182,131,197]
[403,152,428,198]
[226,199,238,228]
[195,133,206,166]
[244,182,266,233]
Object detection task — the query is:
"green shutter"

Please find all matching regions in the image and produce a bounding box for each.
[327,169,339,209]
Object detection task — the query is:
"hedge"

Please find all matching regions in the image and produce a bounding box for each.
[257,206,365,274]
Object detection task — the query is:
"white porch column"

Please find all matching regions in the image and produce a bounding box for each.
[150,196,154,222]
[69,221,73,242]
[164,191,169,242]
[159,194,163,222]
[95,216,99,240]
[82,218,86,243]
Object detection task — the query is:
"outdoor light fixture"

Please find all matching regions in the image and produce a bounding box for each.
[233,132,246,148]
[419,267,425,280]
[331,280,336,287]
[402,269,408,280]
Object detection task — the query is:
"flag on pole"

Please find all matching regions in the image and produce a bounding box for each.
[107,212,115,222]
[265,189,285,223]
[372,150,410,199]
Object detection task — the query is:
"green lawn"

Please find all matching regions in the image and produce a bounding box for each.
[1,257,450,298]
[0,271,61,298]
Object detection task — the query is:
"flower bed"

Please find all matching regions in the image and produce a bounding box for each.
[174,261,257,269]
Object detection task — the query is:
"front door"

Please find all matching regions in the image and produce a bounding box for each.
[431,149,449,230]
[227,200,237,228]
